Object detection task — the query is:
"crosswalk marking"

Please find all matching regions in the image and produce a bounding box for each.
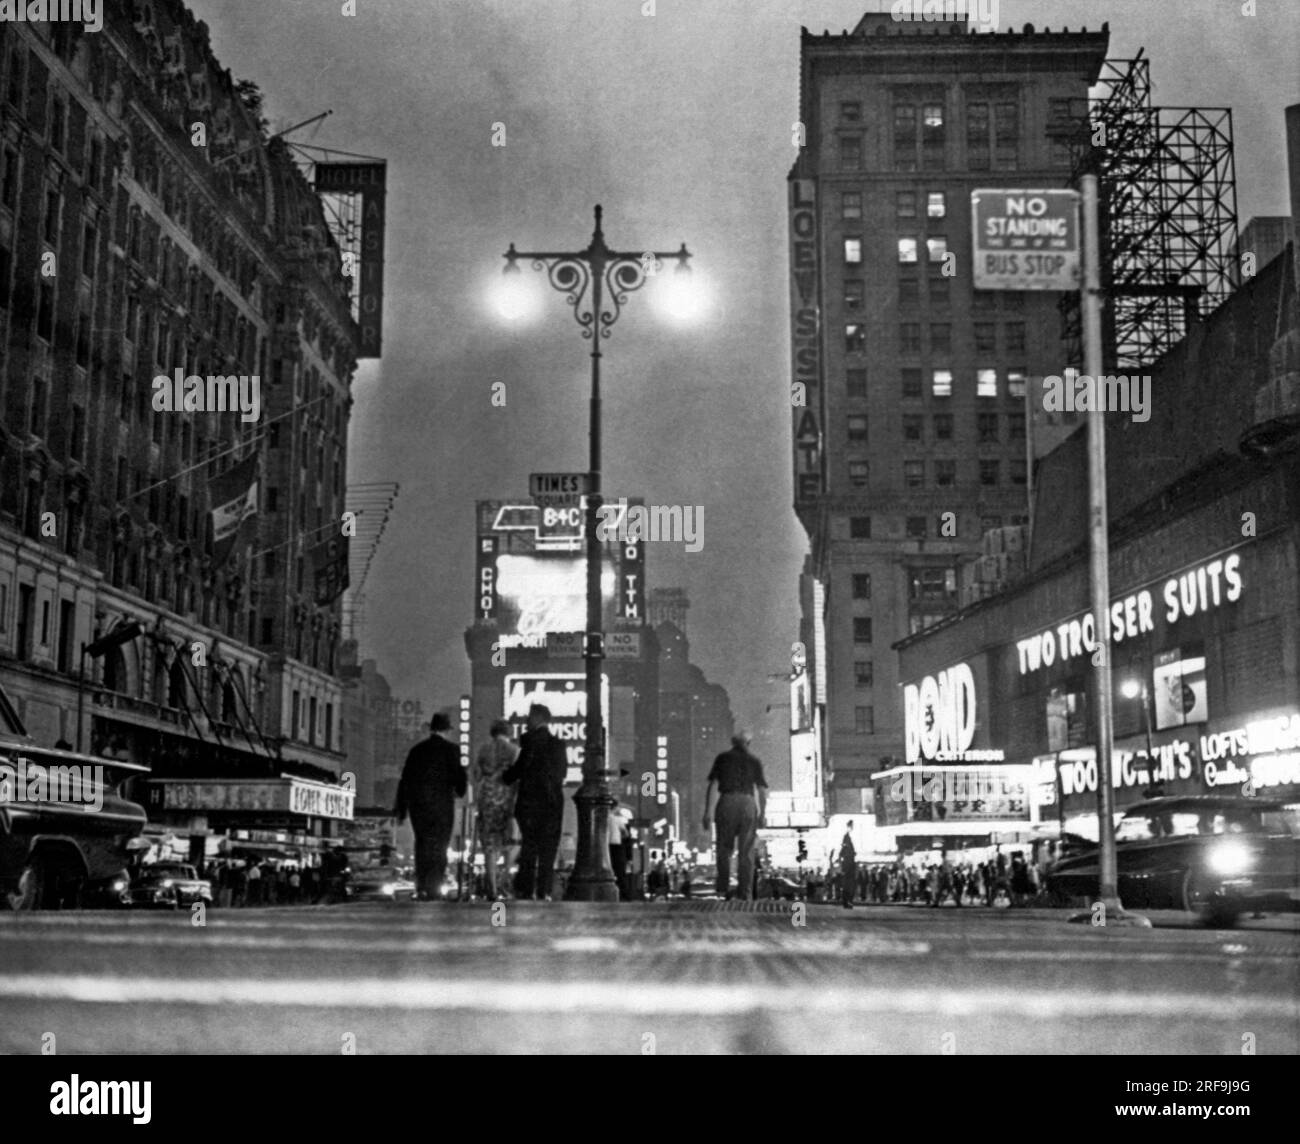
[0,973,1295,1021]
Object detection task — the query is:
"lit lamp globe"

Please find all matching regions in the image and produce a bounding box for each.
[492,265,539,323]
[653,263,708,326]
[1120,679,1142,700]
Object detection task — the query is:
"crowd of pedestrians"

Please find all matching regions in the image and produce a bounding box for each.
[814,846,1052,907]
[200,846,353,907]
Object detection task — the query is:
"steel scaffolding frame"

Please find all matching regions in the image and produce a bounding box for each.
[1051,52,1239,371]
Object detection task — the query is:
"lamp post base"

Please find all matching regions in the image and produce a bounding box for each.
[564,781,619,902]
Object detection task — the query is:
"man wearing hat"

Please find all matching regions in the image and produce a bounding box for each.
[394,710,467,900]
[701,731,768,901]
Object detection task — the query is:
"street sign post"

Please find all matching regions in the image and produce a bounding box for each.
[971,189,1081,291]
[529,472,590,509]
[604,631,641,660]
[546,631,585,658]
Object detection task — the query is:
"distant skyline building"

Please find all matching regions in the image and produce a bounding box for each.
[788,12,1110,811]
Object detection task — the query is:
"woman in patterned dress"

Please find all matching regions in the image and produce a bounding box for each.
[473,719,519,899]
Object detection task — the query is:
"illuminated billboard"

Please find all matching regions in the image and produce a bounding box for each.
[476,500,644,645]
[503,672,611,785]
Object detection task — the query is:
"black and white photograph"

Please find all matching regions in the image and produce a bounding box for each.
[0,0,1297,1110]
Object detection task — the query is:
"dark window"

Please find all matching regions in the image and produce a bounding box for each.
[977,412,999,443]
[846,368,867,398]
[906,516,928,539]
[854,661,873,688]
[1005,322,1026,353]
[934,413,953,441]
[841,191,862,220]
[841,101,862,122]
[848,461,869,487]
[855,706,874,734]
[896,191,917,218]
[1009,412,1026,440]
[29,378,46,436]
[901,368,923,399]
[852,573,871,600]
[853,618,873,643]
[1011,459,1028,486]
[893,103,917,171]
[44,189,61,244]
[929,276,949,306]
[904,460,925,488]
[899,323,921,354]
[81,223,96,276]
[994,100,1019,169]
[974,322,996,352]
[903,414,924,442]
[967,101,990,169]
[850,516,871,539]
[70,405,84,460]
[930,323,951,354]
[845,323,866,353]
[980,459,1000,486]
[1,146,18,210]
[840,135,862,169]
[847,414,868,442]
[935,460,956,487]
[898,278,920,307]
[844,279,863,311]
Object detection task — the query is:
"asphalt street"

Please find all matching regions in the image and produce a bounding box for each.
[1,902,1296,1055]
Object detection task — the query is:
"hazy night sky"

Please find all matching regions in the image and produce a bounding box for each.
[198,0,1299,766]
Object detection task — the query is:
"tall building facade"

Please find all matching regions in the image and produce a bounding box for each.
[789,14,1109,809]
[654,602,735,851]
[0,3,361,859]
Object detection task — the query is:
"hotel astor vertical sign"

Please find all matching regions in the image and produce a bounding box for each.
[789,179,822,502]
[315,162,387,358]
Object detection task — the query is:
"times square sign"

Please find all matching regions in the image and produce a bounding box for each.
[904,661,1003,765]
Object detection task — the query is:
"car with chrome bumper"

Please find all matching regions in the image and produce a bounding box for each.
[347,865,416,902]
[1046,794,1300,927]
[1,737,149,910]
[125,862,213,909]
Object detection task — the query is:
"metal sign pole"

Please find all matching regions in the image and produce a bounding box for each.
[1081,173,1146,927]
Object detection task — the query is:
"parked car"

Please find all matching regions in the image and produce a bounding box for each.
[1046,795,1300,927]
[0,736,149,910]
[763,873,805,901]
[348,865,416,902]
[125,862,213,909]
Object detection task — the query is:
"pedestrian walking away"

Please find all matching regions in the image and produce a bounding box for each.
[394,710,468,900]
[503,704,567,901]
[473,718,520,899]
[701,731,768,901]
[838,822,857,909]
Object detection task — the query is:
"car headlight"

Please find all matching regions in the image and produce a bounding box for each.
[161,879,174,888]
[381,882,396,895]
[112,879,127,892]
[1207,839,1253,877]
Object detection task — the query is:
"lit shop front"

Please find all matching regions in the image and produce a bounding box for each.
[875,658,1038,857]
[146,775,356,864]
[897,533,1299,848]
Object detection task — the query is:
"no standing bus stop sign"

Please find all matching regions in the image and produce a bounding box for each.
[971,188,1081,291]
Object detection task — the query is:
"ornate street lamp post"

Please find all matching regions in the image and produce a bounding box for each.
[502,205,691,902]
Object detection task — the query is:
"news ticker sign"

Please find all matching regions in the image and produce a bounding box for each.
[151,777,355,821]
[971,189,1080,292]
[314,162,386,358]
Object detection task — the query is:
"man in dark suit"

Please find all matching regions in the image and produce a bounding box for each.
[394,711,467,900]
[503,704,568,900]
